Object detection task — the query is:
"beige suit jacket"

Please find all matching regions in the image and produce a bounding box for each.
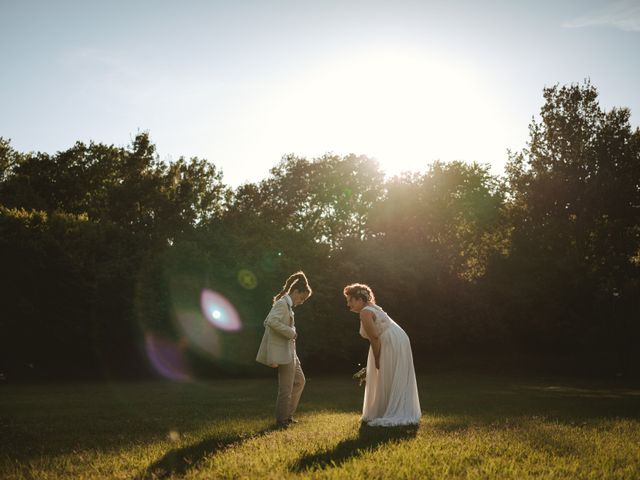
[256,297,297,367]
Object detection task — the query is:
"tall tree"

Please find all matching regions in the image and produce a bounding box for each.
[505,81,640,365]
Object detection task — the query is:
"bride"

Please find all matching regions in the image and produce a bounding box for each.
[344,283,421,426]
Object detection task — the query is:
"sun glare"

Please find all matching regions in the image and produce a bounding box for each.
[264,48,507,176]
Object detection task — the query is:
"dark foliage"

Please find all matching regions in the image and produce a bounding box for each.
[1,82,638,381]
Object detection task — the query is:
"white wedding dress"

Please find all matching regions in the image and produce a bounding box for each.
[359,304,421,426]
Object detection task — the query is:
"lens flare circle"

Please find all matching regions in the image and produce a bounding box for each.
[237,269,258,289]
[175,310,222,358]
[200,289,242,331]
[144,333,191,382]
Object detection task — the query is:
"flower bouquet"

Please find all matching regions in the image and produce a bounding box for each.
[352,366,366,386]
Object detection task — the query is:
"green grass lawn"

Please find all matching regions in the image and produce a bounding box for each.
[1,374,639,479]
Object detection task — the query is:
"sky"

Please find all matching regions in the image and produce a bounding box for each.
[1,0,639,187]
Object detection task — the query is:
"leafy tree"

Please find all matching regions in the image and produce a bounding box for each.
[0,137,21,184]
[0,133,228,245]
[371,161,508,281]
[232,153,385,249]
[505,81,640,367]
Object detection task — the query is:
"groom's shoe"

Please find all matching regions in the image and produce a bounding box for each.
[287,417,299,424]
[276,420,290,429]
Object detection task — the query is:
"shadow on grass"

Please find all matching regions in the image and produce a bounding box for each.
[136,425,278,480]
[290,423,418,472]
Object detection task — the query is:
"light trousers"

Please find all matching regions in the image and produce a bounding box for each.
[275,353,305,422]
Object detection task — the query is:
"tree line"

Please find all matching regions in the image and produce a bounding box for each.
[1,81,638,381]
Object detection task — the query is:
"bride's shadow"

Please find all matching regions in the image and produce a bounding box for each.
[290,423,418,472]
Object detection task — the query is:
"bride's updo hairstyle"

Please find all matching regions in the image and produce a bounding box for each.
[273,271,313,304]
[343,283,376,304]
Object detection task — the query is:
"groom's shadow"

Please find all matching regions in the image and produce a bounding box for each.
[290,423,418,472]
[135,425,278,480]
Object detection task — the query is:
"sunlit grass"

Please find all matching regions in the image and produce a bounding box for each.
[1,375,639,479]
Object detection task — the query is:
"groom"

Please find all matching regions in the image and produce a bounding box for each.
[256,287,309,427]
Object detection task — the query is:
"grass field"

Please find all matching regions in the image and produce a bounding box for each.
[1,374,639,479]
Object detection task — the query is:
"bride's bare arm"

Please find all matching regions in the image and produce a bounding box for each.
[360,310,381,369]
